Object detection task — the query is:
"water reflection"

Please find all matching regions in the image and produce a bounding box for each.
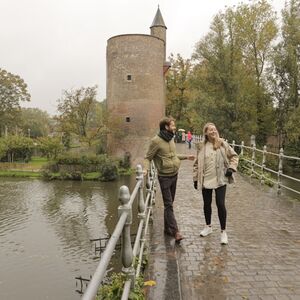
[0,180,31,237]
[0,175,137,300]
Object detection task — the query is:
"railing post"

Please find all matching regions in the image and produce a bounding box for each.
[251,143,256,178]
[261,145,267,184]
[241,141,244,157]
[277,148,284,195]
[136,164,146,218]
[149,162,156,205]
[118,186,135,288]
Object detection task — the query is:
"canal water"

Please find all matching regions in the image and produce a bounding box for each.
[0,176,138,300]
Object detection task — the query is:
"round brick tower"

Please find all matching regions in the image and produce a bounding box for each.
[106,8,169,165]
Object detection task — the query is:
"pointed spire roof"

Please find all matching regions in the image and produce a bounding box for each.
[150,6,167,28]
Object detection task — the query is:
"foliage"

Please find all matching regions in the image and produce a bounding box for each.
[20,108,52,138]
[238,157,274,187]
[37,136,64,159]
[42,154,119,181]
[268,0,300,150]
[0,68,30,135]
[56,154,108,165]
[166,53,195,130]
[0,135,34,162]
[0,170,41,178]
[56,86,107,148]
[190,0,277,143]
[164,0,300,147]
[97,273,145,300]
[0,139,8,159]
[98,159,118,181]
[118,152,131,169]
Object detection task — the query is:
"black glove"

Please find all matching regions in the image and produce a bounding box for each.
[193,181,198,190]
[225,168,234,177]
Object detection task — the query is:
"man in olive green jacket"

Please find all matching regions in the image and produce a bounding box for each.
[144,117,194,242]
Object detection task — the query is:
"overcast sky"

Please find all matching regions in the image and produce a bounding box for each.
[0,0,285,115]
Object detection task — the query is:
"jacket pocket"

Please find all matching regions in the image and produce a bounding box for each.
[161,156,180,174]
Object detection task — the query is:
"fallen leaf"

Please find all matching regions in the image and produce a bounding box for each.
[144,280,156,287]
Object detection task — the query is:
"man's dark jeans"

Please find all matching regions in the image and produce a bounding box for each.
[158,174,178,236]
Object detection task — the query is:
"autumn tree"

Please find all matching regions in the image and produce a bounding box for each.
[191,1,277,142]
[166,53,194,130]
[234,0,278,143]
[0,68,30,135]
[269,0,300,154]
[56,86,106,148]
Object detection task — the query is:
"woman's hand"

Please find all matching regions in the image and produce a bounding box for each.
[193,181,198,190]
[225,168,235,177]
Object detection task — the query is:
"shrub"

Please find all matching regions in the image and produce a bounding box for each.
[71,171,83,181]
[99,160,118,181]
[119,152,131,169]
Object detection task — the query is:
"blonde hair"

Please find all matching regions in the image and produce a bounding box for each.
[203,122,223,150]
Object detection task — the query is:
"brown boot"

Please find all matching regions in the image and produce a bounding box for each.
[175,232,184,243]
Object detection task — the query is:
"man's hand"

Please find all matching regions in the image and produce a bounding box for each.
[188,155,195,160]
[143,170,148,177]
[193,181,198,190]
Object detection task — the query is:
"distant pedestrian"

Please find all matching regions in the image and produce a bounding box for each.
[193,122,238,245]
[187,131,193,149]
[144,117,194,243]
[181,131,186,143]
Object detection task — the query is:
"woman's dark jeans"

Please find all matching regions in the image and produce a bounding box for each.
[202,185,227,230]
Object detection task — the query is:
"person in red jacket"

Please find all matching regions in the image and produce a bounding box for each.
[187,131,193,149]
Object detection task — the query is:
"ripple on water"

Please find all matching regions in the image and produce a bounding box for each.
[0,177,136,300]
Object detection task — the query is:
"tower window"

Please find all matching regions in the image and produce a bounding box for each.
[126,117,131,122]
[127,75,132,81]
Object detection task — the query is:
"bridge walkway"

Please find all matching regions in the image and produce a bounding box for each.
[145,143,300,300]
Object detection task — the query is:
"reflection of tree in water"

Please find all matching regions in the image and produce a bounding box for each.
[42,180,109,263]
[42,174,139,264]
[103,174,140,234]
[101,174,142,273]
[0,179,33,237]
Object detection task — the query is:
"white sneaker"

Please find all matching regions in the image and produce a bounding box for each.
[221,231,228,245]
[200,226,212,237]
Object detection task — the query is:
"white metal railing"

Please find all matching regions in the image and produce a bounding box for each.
[82,162,156,300]
[192,135,300,197]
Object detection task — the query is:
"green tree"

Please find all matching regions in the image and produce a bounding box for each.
[37,136,64,159]
[191,1,277,143]
[1,135,34,162]
[234,0,277,143]
[192,8,256,140]
[0,68,30,135]
[166,53,194,129]
[20,108,52,137]
[56,86,106,147]
[269,0,300,150]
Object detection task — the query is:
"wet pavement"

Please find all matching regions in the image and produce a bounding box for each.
[145,144,300,300]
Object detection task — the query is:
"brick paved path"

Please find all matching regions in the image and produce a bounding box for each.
[146,144,300,300]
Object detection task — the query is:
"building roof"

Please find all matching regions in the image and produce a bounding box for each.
[150,7,167,29]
